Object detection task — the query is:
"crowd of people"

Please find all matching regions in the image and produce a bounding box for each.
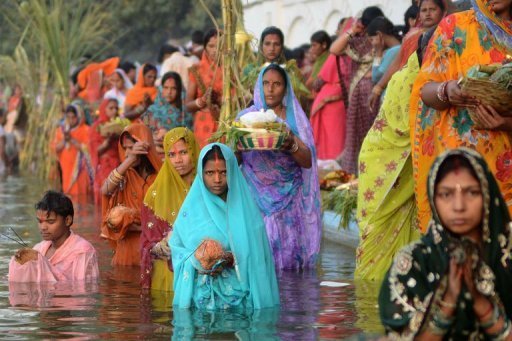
[4,0,512,338]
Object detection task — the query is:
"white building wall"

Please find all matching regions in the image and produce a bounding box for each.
[243,0,412,48]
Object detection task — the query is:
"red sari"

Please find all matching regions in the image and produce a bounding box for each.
[89,99,120,204]
[310,54,351,160]
[188,53,223,148]
[100,123,162,266]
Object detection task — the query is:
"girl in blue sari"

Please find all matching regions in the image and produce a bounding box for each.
[170,143,279,310]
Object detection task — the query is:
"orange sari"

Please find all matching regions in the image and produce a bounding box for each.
[100,123,162,266]
[125,66,158,108]
[51,110,93,197]
[77,57,119,103]
[188,52,223,147]
[410,7,512,231]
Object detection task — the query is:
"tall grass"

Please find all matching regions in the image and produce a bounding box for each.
[0,0,114,179]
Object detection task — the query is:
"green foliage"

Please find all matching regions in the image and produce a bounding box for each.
[322,188,358,230]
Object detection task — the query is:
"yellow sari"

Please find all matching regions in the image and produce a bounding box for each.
[410,2,512,231]
[356,54,421,281]
[140,128,199,291]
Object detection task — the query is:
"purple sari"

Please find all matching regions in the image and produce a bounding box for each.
[237,65,322,270]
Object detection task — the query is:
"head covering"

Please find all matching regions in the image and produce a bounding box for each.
[170,143,279,310]
[237,65,320,213]
[125,65,158,107]
[143,127,199,224]
[77,57,120,102]
[472,0,512,51]
[114,68,134,90]
[89,98,118,168]
[146,87,190,130]
[379,148,512,338]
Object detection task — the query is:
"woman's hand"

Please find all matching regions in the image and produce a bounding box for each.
[471,104,510,130]
[125,141,149,166]
[445,257,463,304]
[446,80,480,107]
[280,129,296,152]
[14,248,38,265]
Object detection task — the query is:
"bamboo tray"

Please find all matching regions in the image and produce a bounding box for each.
[460,77,512,115]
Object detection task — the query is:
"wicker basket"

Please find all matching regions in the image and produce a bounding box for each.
[237,128,287,150]
[99,121,125,137]
[460,77,512,115]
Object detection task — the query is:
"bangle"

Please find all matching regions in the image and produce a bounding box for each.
[429,307,455,336]
[437,81,450,103]
[480,304,500,330]
[289,142,299,153]
[439,299,457,309]
[488,317,511,340]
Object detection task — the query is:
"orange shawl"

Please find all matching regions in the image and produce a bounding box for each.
[124,66,158,108]
[100,123,162,266]
[77,57,119,103]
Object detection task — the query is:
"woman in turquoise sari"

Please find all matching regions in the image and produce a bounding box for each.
[170,143,279,310]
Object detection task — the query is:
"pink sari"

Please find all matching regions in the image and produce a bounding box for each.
[310,54,350,160]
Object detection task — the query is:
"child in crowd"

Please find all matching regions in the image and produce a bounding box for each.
[8,190,99,282]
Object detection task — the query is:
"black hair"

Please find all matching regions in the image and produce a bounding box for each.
[283,47,293,60]
[119,61,136,74]
[142,63,157,76]
[203,28,219,48]
[260,26,285,47]
[361,6,385,27]
[262,63,288,89]
[404,5,419,34]
[367,17,402,41]
[338,17,348,27]
[434,155,479,192]
[70,67,83,86]
[202,145,225,169]
[191,30,204,45]
[158,44,179,63]
[310,30,332,49]
[419,0,446,12]
[161,71,183,108]
[35,190,74,222]
[65,105,77,116]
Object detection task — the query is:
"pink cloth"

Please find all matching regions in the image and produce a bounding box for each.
[311,54,350,160]
[8,232,99,283]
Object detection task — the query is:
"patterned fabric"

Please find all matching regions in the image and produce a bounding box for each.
[140,128,199,289]
[144,88,193,133]
[170,143,279,310]
[338,34,378,174]
[472,0,512,51]
[410,9,512,231]
[237,65,322,270]
[356,54,422,281]
[379,148,512,339]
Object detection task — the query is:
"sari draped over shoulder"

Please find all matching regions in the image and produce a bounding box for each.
[338,34,379,174]
[51,104,93,196]
[410,3,512,231]
[143,88,193,133]
[188,52,223,148]
[140,128,199,290]
[236,65,321,270]
[356,53,422,281]
[125,65,158,108]
[170,143,279,310]
[379,148,512,339]
[311,54,350,160]
[101,123,162,266]
[8,232,99,283]
[89,99,120,204]
[77,57,119,104]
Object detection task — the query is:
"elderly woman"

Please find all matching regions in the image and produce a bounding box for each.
[237,64,321,270]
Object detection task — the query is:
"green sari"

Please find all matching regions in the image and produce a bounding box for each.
[379,148,512,339]
[355,53,421,281]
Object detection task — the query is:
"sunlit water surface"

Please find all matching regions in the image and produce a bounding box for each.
[0,176,383,340]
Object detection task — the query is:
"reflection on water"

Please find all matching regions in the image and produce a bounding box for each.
[0,176,382,339]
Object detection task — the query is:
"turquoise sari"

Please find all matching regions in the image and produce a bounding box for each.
[170,143,280,310]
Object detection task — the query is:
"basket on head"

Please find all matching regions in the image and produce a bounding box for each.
[237,129,287,150]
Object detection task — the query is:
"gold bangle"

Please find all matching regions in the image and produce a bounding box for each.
[289,142,299,153]
[439,299,456,309]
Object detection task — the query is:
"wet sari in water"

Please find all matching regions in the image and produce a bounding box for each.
[170,143,279,310]
[101,123,162,266]
[140,128,199,290]
[410,1,512,231]
[237,65,321,270]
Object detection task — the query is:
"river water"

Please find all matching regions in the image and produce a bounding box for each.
[0,176,383,340]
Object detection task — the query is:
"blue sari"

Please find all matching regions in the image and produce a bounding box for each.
[170,143,280,310]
